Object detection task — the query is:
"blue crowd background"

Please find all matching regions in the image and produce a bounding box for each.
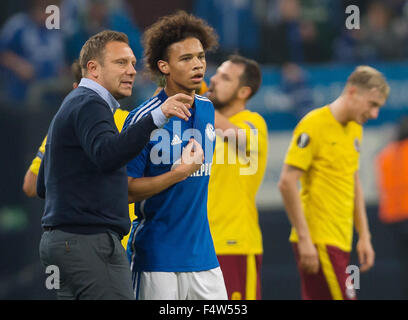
[1,0,408,299]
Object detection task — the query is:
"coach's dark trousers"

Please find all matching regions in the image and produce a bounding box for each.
[39,229,135,300]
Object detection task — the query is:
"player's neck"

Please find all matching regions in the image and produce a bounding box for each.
[164,83,195,100]
[329,97,350,126]
[218,101,245,118]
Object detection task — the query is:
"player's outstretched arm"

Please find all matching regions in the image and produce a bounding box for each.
[214,111,241,137]
[128,139,204,203]
[354,171,375,272]
[214,111,247,151]
[279,164,319,274]
[22,169,38,197]
[23,137,47,198]
[0,51,35,81]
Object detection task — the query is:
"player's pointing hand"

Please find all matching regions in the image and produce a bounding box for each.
[161,93,193,121]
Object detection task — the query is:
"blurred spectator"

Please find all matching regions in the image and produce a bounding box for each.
[386,0,407,13]
[298,0,341,62]
[63,0,143,66]
[333,29,363,63]
[0,0,26,28]
[358,1,404,61]
[298,19,327,63]
[280,62,313,119]
[257,0,329,65]
[261,0,304,64]
[376,116,408,298]
[333,0,407,63]
[393,0,408,58]
[258,0,302,64]
[301,0,343,28]
[253,0,281,27]
[194,0,260,61]
[128,0,192,30]
[0,0,66,103]
[59,0,147,109]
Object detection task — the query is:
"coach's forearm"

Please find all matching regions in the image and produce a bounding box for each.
[79,112,158,172]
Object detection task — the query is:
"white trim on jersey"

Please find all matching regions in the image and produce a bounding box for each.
[140,200,146,216]
[133,272,142,299]
[130,218,145,272]
[134,99,162,124]
[195,94,211,102]
[129,97,160,125]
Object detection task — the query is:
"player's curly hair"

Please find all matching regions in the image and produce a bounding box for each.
[143,11,218,80]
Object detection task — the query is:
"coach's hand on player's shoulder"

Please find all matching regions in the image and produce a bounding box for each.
[298,238,320,274]
[356,236,375,272]
[161,93,193,121]
[173,139,204,179]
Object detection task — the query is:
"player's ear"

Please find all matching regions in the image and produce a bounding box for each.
[157,60,170,76]
[238,86,251,100]
[346,85,358,97]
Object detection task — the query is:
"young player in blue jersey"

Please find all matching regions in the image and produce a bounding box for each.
[122,11,227,300]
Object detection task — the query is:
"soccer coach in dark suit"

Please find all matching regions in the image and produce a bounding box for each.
[37,30,193,300]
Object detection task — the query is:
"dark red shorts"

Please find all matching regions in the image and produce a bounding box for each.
[292,243,357,300]
[217,254,262,300]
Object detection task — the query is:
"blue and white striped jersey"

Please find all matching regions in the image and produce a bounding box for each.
[123,89,219,272]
